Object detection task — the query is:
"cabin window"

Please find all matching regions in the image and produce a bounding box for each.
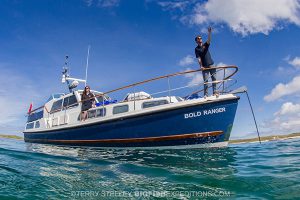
[142,100,169,109]
[176,96,183,102]
[87,108,106,118]
[88,110,96,118]
[96,108,106,117]
[113,105,129,114]
[35,121,40,128]
[50,99,63,113]
[63,95,78,109]
[26,122,34,130]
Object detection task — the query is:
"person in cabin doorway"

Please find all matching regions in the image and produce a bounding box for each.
[195,27,218,98]
[81,86,95,121]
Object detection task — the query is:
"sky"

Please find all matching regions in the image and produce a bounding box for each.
[1,0,300,139]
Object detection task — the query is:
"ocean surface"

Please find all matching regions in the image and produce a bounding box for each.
[0,138,300,200]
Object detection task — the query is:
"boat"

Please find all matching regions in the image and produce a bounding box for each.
[23,58,240,149]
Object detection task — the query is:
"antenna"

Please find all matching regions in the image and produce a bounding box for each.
[65,55,69,66]
[85,45,91,86]
[61,55,86,92]
[62,55,69,83]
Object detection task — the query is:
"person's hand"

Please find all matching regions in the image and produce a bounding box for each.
[201,67,205,71]
[92,104,96,108]
[208,26,212,33]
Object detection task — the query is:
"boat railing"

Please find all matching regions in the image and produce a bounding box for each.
[101,66,237,95]
[92,65,238,103]
[27,66,238,121]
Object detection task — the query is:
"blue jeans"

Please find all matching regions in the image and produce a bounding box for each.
[202,67,217,96]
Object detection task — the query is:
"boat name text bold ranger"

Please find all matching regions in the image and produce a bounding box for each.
[184,107,226,119]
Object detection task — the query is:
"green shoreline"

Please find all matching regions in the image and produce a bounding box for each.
[0,134,23,140]
[1,132,300,144]
[229,132,300,144]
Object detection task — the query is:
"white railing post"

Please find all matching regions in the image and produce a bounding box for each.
[133,86,136,110]
[102,94,105,115]
[222,68,225,93]
[64,98,69,124]
[167,76,171,102]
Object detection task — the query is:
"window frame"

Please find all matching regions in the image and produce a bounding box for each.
[35,121,40,128]
[113,105,129,115]
[142,100,169,109]
[63,95,78,109]
[50,99,63,113]
[96,108,106,117]
[26,122,34,130]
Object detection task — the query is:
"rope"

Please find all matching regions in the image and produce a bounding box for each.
[245,91,262,144]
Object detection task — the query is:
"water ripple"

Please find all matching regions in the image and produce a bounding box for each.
[0,138,300,199]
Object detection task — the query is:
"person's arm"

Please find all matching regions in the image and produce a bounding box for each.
[198,58,204,69]
[91,94,96,107]
[198,58,206,70]
[207,27,212,44]
[195,48,203,69]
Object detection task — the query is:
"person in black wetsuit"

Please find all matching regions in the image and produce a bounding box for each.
[81,86,95,121]
[195,27,218,97]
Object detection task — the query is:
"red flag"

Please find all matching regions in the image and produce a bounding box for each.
[28,103,33,114]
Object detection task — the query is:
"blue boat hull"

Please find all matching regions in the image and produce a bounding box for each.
[24,98,239,148]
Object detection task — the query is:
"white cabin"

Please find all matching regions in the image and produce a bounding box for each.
[24,90,186,132]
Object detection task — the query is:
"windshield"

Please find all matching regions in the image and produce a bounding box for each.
[46,93,65,102]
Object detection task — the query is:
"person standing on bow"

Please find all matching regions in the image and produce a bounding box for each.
[81,86,95,121]
[195,27,218,97]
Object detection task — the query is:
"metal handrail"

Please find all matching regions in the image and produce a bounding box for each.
[102,66,238,96]
[187,66,237,97]
[151,78,233,97]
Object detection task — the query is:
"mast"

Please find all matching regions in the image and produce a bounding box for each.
[85,45,91,86]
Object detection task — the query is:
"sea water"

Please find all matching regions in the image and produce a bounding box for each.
[0,137,300,199]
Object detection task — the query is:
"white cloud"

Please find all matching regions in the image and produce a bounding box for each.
[184,62,230,87]
[187,73,203,87]
[288,56,300,69]
[178,55,195,66]
[215,62,234,82]
[272,56,300,78]
[215,62,227,67]
[98,0,120,7]
[158,0,300,36]
[0,65,40,133]
[274,102,300,116]
[84,0,120,7]
[263,101,300,133]
[267,117,300,132]
[194,0,300,35]
[158,1,188,11]
[280,119,300,130]
[84,0,93,6]
[264,75,300,102]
